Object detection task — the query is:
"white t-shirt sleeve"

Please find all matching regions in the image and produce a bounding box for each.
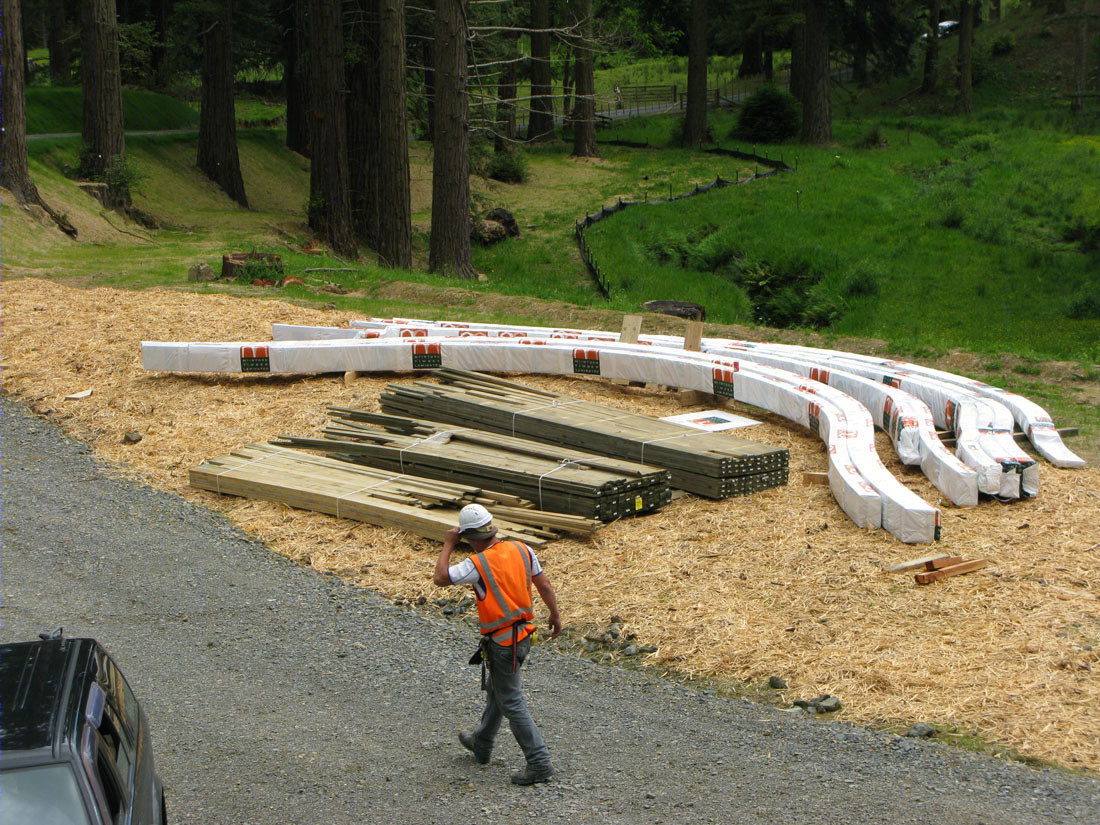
[446,543,543,584]
[447,557,480,585]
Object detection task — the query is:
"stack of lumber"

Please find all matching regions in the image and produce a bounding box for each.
[273,408,672,522]
[379,370,789,499]
[189,443,600,548]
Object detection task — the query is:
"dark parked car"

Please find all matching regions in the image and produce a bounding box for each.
[0,634,167,825]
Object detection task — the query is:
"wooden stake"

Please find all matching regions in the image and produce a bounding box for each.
[914,559,988,585]
[613,315,644,386]
[884,553,951,573]
[684,320,703,352]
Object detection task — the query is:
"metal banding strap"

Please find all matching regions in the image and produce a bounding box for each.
[397,430,455,473]
[536,459,584,510]
[334,474,403,518]
[510,399,584,437]
[213,448,288,495]
[639,432,701,464]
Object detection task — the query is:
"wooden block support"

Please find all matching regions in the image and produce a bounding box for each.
[677,390,708,406]
[802,471,829,486]
[684,320,703,352]
[914,559,988,585]
[612,315,644,386]
[620,314,643,344]
[343,371,360,386]
[924,556,964,570]
[884,554,950,573]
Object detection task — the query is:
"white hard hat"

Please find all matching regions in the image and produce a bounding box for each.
[458,503,496,539]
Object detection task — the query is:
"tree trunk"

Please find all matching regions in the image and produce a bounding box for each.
[377,0,412,268]
[197,0,248,207]
[430,0,476,278]
[562,50,574,120]
[799,0,832,144]
[853,0,869,85]
[789,19,806,103]
[1,0,77,235]
[284,0,311,156]
[421,0,436,142]
[81,0,126,192]
[2,0,39,204]
[308,0,357,259]
[921,0,940,94]
[1072,5,1087,113]
[346,0,380,245]
[957,0,974,114]
[738,26,763,78]
[571,0,597,158]
[527,0,554,141]
[683,0,708,148]
[152,0,169,89]
[495,29,519,151]
[47,0,72,85]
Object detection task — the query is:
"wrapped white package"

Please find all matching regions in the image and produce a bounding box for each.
[734,361,939,542]
[271,324,368,341]
[839,356,1085,469]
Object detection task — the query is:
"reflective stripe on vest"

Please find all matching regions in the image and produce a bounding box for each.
[471,540,535,645]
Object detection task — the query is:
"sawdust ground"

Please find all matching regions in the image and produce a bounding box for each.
[3,277,1098,774]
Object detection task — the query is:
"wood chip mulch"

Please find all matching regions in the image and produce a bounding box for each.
[5,277,1098,774]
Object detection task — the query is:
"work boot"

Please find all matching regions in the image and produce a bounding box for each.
[458,732,490,764]
[510,763,555,785]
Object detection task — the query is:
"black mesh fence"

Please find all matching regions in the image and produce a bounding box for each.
[574,157,789,299]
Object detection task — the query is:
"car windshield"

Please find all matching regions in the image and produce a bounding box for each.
[2,763,89,825]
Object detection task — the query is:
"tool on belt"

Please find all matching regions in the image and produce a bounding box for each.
[468,622,534,688]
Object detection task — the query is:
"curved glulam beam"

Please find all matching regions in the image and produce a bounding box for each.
[344,317,1077,492]
[329,319,983,506]
[142,335,939,542]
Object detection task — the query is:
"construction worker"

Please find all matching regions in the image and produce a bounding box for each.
[433,503,562,785]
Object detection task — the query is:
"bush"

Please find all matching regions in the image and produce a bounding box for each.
[843,266,880,297]
[856,123,887,149]
[1067,287,1100,319]
[991,33,1015,56]
[487,150,529,184]
[733,85,801,144]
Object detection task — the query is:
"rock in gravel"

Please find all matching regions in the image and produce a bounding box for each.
[122,431,143,444]
[907,723,936,739]
[769,676,788,690]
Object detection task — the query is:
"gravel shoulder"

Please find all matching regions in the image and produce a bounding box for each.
[3,393,1098,825]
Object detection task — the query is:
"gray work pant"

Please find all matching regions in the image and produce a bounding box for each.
[471,636,552,769]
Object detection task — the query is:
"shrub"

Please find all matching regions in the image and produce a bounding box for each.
[1067,285,1100,319]
[991,33,1015,56]
[856,123,887,149]
[843,267,880,297]
[733,85,801,144]
[487,150,529,184]
[1061,218,1100,253]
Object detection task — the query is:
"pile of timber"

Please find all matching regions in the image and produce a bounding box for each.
[379,370,789,499]
[189,443,600,548]
[273,408,672,522]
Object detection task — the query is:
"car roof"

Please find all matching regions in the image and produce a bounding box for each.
[0,638,97,762]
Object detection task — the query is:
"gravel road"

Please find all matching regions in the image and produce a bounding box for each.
[3,392,1098,825]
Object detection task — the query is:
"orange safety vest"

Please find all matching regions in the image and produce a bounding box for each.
[470,540,535,646]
